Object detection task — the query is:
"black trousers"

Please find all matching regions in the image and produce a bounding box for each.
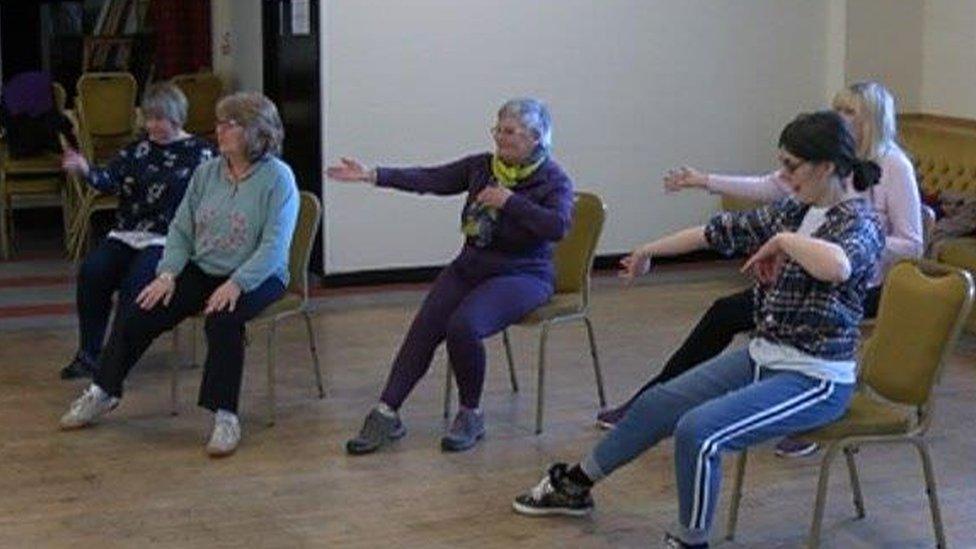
[620,284,883,408]
[94,262,285,413]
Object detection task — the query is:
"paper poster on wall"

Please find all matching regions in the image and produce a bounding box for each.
[291,0,310,35]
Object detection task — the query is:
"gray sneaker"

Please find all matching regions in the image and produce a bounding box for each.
[346,408,407,455]
[441,408,486,452]
[59,385,118,430]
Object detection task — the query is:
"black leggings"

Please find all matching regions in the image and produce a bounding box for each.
[619,285,882,409]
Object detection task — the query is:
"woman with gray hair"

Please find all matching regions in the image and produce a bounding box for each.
[59,92,299,458]
[327,97,574,454]
[59,81,216,380]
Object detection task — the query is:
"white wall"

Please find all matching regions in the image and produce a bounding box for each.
[211,0,263,93]
[845,0,924,111]
[322,0,833,273]
[920,0,976,118]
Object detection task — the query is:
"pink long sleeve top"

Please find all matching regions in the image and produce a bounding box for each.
[704,145,922,287]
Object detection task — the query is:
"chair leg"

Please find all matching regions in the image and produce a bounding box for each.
[725,451,748,541]
[443,364,453,419]
[583,316,606,408]
[69,211,87,262]
[170,325,180,416]
[808,442,842,549]
[1,193,11,260]
[190,317,199,367]
[503,329,518,393]
[912,438,947,548]
[842,445,866,519]
[302,311,325,398]
[266,321,277,427]
[535,322,550,435]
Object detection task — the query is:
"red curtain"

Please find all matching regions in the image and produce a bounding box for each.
[150,0,211,79]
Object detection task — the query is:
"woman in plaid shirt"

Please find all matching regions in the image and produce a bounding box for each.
[512,111,884,549]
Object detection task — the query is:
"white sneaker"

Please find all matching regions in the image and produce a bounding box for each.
[59,385,118,430]
[206,411,241,457]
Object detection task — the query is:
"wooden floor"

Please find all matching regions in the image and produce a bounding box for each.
[2,262,975,548]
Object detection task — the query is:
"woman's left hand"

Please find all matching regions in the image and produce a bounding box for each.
[742,233,789,285]
[205,280,243,314]
[475,185,513,209]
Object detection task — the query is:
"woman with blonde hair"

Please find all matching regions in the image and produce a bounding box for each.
[596,82,921,458]
[59,92,299,458]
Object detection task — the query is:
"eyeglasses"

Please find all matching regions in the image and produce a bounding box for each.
[215,118,241,131]
[490,125,531,139]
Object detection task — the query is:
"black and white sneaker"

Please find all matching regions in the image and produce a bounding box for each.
[512,463,594,517]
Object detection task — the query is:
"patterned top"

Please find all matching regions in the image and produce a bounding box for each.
[705,197,885,361]
[87,136,216,236]
[157,156,299,292]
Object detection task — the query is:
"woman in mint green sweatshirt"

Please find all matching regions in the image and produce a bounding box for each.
[59,92,299,458]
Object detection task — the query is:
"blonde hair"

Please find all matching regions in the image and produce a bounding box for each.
[215,92,284,161]
[831,81,898,161]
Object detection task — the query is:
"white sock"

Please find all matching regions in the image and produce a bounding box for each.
[376,402,397,418]
[216,409,239,424]
[89,383,109,401]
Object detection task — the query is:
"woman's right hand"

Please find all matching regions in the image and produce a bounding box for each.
[61,149,90,177]
[663,166,708,192]
[136,273,175,310]
[325,157,375,183]
[618,246,652,283]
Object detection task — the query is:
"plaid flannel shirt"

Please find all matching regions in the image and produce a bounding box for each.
[705,197,884,361]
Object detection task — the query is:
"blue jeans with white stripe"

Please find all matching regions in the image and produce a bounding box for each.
[581,347,853,545]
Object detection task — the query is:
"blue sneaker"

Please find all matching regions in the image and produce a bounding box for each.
[774,437,819,458]
[440,408,485,452]
[596,403,629,430]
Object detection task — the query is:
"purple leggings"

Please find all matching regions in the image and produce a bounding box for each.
[380,261,553,410]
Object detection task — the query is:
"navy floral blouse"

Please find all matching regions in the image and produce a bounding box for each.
[86,136,216,235]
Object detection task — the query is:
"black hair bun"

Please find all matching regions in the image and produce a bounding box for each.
[852,160,882,191]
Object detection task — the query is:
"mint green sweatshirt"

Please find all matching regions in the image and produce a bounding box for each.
[157,156,299,292]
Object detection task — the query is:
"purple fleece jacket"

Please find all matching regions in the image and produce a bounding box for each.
[375,152,575,280]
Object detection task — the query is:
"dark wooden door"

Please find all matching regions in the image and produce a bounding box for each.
[262,0,323,275]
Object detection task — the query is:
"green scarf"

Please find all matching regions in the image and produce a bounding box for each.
[490,155,545,188]
[462,155,546,243]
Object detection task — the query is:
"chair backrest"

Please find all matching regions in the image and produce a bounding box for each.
[289,191,323,300]
[75,72,138,162]
[171,72,222,138]
[52,83,67,113]
[921,203,937,256]
[860,259,973,409]
[553,192,606,303]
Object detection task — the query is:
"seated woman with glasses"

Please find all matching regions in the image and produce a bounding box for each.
[513,111,884,549]
[596,83,921,461]
[326,97,574,454]
[59,92,299,458]
[59,82,216,380]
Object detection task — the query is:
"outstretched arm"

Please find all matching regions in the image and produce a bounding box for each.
[326,155,470,196]
[619,226,707,282]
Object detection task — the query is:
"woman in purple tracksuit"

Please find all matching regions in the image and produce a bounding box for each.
[326,98,574,454]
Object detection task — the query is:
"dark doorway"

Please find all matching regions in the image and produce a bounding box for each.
[0,3,43,81]
[262,0,323,276]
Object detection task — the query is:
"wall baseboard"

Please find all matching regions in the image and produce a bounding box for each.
[319,250,730,288]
